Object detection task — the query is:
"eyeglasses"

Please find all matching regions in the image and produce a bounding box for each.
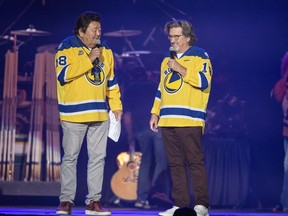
[168,35,183,40]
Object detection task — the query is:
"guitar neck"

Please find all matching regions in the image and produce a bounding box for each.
[129,140,135,161]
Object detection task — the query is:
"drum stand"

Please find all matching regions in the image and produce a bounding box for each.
[123,36,145,69]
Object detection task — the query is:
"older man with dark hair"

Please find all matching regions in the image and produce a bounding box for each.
[55,11,122,215]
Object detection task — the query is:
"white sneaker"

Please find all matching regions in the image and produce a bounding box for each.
[194,205,209,216]
[134,200,151,209]
[159,206,179,216]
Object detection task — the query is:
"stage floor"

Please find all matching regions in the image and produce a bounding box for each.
[0,207,287,216]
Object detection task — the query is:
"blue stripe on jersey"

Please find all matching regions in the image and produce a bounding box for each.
[58,65,68,83]
[100,41,111,50]
[58,101,107,113]
[163,46,209,59]
[58,36,112,51]
[155,89,161,100]
[184,46,209,59]
[160,107,206,120]
[108,77,118,88]
[199,72,208,90]
[58,36,82,50]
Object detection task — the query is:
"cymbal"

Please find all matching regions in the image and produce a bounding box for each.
[104,30,142,37]
[11,27,51,36]
[0,35,23,43]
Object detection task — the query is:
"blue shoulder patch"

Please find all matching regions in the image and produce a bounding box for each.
[100,41,111,50]
[184,46,209,59]
[164,51,170,58]
[58,36,82,51]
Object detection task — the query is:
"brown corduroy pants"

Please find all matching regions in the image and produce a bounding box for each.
[161,126,209,208]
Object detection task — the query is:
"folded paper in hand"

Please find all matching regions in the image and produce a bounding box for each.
[108,110,121,142]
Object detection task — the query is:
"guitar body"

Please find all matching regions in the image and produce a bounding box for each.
[110,151,142,201]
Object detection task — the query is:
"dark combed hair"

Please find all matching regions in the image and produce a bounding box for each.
[164,20,196,46]
[73,11,101,35]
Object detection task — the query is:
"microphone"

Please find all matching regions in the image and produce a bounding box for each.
[94,39,101,48]
[93,39,101,65]
[169,46,176,59]
[169,46,177,73]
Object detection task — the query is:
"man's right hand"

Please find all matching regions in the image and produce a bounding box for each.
[89,47,101,64]
[150,114,159,132]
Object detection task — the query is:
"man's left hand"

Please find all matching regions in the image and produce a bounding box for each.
[113,110,123,121]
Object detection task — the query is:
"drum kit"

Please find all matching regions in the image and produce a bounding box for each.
[11,26,51,37]
[0,25,51,51]
[103,29,162,72]
[1,27,154,67]
[104,29,149,69]
[0,25,55,181]
[1,26,161,76]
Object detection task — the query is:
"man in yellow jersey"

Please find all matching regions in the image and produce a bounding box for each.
[55,11,122,216]
[150,20,212,216]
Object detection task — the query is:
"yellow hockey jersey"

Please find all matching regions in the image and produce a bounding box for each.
[151,46,212,128]
[55,36,122,122]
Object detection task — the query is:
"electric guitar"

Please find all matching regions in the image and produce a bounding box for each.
[110,140,142,201]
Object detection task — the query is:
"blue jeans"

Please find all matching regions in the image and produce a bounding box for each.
[281,137,288,208]
[136,129,170,201]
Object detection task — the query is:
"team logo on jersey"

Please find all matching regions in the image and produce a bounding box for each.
[164,69,183,94]
[85,65,105,86]
[78,50,84,55]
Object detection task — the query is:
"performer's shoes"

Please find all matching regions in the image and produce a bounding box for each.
[56,202,73,215]
[194,205,209,216]
[272,204,283,212]
[272,204,288,212]
[134,200,151,209]
[85,200,111,215]
[173,207,197,216]
[158,205,179,216]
